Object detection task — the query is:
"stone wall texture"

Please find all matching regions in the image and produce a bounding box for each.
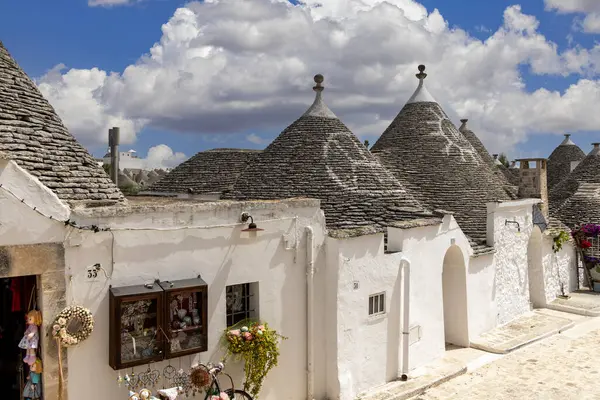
[0,243,67,400]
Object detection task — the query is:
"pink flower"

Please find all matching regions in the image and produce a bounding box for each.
[220,392,230,400]
[229,329,241,337]
[257,325,265,331]
[211,396,221,400]
[243,332,253,341]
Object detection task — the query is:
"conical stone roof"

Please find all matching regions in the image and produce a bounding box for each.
[547,134,585,190]
[149,148,261,194]
[550,143,600,221]
[459,119,520,189]
[0,41,123,204]
[226,75,436,232]
[553,182,600,227]
[371,65,512,241]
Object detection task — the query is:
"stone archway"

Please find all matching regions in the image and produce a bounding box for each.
[0,243,67,400]
[442,245,469,347]
[527,226,545,308]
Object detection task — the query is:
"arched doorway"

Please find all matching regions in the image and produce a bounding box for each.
[442,245,469,347]
[527,226,545,308]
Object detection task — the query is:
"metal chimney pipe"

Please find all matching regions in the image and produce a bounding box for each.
[109,127,120,186]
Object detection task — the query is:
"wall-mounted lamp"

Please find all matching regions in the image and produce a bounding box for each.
[505,219,521,233]
[240,212,264,232]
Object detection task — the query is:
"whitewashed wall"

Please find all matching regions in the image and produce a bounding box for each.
[332,233,404,400]
[466,254,497,338]
[65,199,326,400]
[329,216,474,400]
[541,237,577,303]
[487,201,536,325]
[0,159,68,245]
[389,216,471,370]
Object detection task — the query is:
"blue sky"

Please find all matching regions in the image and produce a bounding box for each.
[1,0,599,164]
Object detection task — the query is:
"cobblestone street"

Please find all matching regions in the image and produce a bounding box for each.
[412,318,600,400]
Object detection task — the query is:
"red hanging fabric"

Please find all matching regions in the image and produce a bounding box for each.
[10,278,21,312]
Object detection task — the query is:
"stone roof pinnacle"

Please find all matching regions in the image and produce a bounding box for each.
[406,64,437,104]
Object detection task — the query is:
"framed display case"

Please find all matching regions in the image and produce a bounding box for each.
[109,283,165,370]
[159,277,208,359]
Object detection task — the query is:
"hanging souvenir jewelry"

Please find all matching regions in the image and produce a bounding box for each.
[117,371,124,388]
[163,361,176,388]
[124,374,131,388]
[129,368,140,391]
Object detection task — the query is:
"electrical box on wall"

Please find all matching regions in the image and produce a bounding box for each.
[409,325,421,345]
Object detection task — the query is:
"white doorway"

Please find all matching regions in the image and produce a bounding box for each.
[442,245,469,347]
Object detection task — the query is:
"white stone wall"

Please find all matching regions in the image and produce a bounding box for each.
[330,216,474,400]
[466,254,497,338]
[488,203,534,325]
[542,238,577,303]
[0,159,69,246]
[64,200,327,400]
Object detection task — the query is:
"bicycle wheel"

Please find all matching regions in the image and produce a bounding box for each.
[225,389,253,400]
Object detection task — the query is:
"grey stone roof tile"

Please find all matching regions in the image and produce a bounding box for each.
[224,75,437,232]
[547,134,585,190]
[148,148,261,194]
[0,41,123,204]
[371,66,512,242]
[550,143,600,223]
[552,182,600,228]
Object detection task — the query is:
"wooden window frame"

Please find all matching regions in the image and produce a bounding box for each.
[368,292,386,316]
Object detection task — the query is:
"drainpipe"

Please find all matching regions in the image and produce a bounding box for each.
[399,256,411,380]
[306,226,315,400]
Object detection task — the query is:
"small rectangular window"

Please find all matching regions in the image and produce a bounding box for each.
[226,282,259,327]
[368,292,385,316]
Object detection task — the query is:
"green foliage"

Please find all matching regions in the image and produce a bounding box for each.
[498,153,510,168]
[120,183,140,196]
[553,230,570,253]
[364,139,370,149]
[222,320,286,398]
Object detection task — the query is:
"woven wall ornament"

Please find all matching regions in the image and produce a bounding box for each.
[51,305,95,347]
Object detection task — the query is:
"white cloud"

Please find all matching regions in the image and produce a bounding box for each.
[36,64,145,148]
[545,0,600,33]
[37,0,600,156]
[246,134,270,145]
[143,144,187,169]
[117,145,187,170]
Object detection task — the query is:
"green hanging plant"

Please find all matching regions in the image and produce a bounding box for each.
[553,230,570,253]
[222,320,287,398]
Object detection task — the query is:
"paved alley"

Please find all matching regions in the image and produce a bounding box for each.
[411,317,600,400]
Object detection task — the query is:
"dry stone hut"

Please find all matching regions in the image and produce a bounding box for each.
[550,143,600,226]
[148,148,260,196]
[0,41,123,205]
[547,134,585,190]
[371,66,515,248]
[227,74,438,233]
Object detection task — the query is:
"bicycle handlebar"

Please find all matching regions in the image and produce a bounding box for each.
[208,362,225,375]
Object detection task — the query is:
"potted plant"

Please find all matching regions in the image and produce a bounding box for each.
[222,320,286,398]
